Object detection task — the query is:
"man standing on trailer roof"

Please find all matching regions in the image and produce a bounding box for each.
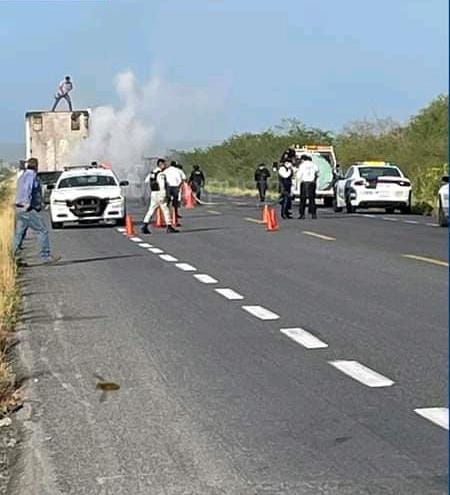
[51,75,73,112]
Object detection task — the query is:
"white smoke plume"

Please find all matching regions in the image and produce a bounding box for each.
[74,69,227,172]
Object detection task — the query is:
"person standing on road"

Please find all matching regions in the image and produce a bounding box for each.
[296,154,319,219]
[165,161,186,221]
[51,76,73,112]
[14,158,60,264]
[254,163,271,202]
[278,160,293,219]
[189,165,206,201]
[141,159,179,234]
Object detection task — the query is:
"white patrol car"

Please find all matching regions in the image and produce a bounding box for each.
[334,161,412,214]
[49,166,129,229]
[437,175,449,227]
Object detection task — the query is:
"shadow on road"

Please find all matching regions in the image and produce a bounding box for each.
[34,253,142,267]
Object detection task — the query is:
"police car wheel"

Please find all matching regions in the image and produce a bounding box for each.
[51,221,63,230]
[385,207,395,214]
[345,196,355,213]
[116,215,126,227]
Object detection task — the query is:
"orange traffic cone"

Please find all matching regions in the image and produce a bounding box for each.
[262,204,270,224]
[125,214,136,236]
[154,207,166,228]
[183,183,196,209]
[266,207,279,232]
[171,208,180,227]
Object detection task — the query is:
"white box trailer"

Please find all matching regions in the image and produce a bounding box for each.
[25,110,90,172]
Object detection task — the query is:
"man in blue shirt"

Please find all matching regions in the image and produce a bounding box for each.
[14,158,60,264]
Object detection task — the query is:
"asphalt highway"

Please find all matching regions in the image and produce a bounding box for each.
[14,197,448,495]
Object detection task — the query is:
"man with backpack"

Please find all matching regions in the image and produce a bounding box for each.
[254,163,271,202]
[141,158,179,234]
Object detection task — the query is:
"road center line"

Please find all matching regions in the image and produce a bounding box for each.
[302,231,336,241]
[280,328,328,349]
[414,408,449,430]
[426,222,439,227]
[215,288,244,300]
[361,214,376,218]
[159,254,178,262]
[382,217,398,222]
[130,237,143,242]
[117,227,126,232]
[242,305,280,320]
[402,254,449,267]
[193,274,218,284]
[404,220,419,224]
[175,263,197,272]
[245,217,265,224]
[148,247,164,254]
[208,210,222,215]
[138,243,152,248]
[328,360,395,387]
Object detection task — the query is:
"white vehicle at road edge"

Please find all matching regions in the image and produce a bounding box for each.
[49,166,129,229]
[334,162,412,214]
[437,175,449,227]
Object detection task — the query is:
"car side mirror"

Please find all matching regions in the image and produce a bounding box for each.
[47,184,55,190]
[441,176,449,184]
[119,180,129,186]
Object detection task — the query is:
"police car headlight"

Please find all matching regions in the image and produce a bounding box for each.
[109,196,123,202]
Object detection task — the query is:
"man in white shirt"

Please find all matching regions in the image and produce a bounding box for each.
[141,159,179,234]
[165,161,186,221]
[296,154,319,219]
[51,75,73,111]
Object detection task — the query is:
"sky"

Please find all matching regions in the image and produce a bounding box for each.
[0,0,448,154]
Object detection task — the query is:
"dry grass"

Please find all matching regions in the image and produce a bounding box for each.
[0,178,20,415]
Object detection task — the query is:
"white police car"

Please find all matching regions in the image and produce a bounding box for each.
[437,175,449,227]
[334,161,412,214]
[49,166,128,229]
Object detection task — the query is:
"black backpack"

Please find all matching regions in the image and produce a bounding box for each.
[149,170,161,191]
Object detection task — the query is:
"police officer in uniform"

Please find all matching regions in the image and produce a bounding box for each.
[141,159,179,234]
[189,165,206,200]
[278,160,293,219]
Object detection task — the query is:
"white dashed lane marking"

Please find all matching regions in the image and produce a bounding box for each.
[148,248,164,254]
[302,231,336,241]
[117,227,126,232]
[402,254,448,268]
[214,288,244,300]
[193,274,218,284]
[414,408,449,430]
[382,217,398,222]
[329,360,395,388]
[138,243,152,248]
[280,328,328,349]
[404,220,419,224]
[426,222,439,227]
[242,305,280,320]
[208,210,222,215]
[159,254,178,262]
[175,263,197,272]
[130,237,143,242]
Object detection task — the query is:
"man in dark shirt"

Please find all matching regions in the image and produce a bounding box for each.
[189,165,206,200]
[254,163,271,202]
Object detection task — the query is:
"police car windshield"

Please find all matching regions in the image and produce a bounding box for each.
[359,167,401,179]
[58,175,117,188]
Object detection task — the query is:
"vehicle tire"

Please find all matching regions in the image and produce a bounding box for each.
[324,197,333,208]
[438,200,448,227]
[333,196,343,213]
[51,221,63,229]
[400,203,411,214]
[345,195,355,213]
[385,207,395,214]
